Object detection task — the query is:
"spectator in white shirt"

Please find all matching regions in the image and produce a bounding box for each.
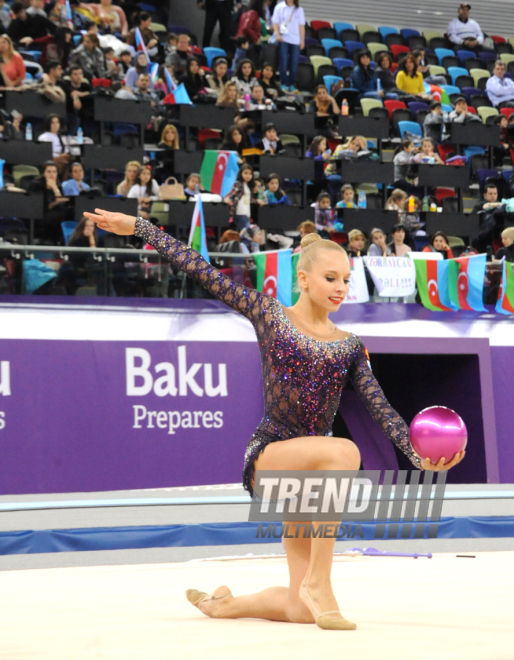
[447,4,483,51]
[127,164,159,219]
[486,60,514,108]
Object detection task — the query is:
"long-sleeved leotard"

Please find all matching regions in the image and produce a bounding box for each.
[134,218,422,494]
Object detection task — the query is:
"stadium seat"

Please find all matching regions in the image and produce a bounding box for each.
[385,33,405,48]
[500,107,514,119]
[435,47,455,64]
[464,57,483,73]
[333,57,354,73]
[429,65,447,77]
[295,62,315,91]
[317,63,338,84]
[378,26,398,40]
[360,98,383,116]
[408,101,429,119]
[61,222,78,245]
[389,45,410,61]
[367,43,388,59]
[311,20,331,36]
[440,84,461,96]
[305,44,325,58]
[334,88,360,113]
[407,36,426,50]
[500,53,514,65]
[477,168,499,194]
[356,24,376,38]
[455,75,474,90]
[309,55,332,76]
[461,86,484,101]
[368,107,389,121]
[334,22,354,38]
[434,187,456,205]
[429,37,452,51]
[323,75,343,90]
[468,94,491,109]
[456,49,476,63]
[362,31,383,46]
[392,108,412,134]
[321,38,343,56]
[318,27,338,41]
[447,66,469,85]
[477,107,499,123]
[416,109,429,125]
[344,40,365,55]
[398,120,422,139]
[401,28,420,39]
[203,47,226,68]
[328,46,348,61]
[384,99,406,120]
[13,165,39,187]
[491,35,507,43]
[479,52,497,65]
[470,69,491,86]
[340,29,360,44]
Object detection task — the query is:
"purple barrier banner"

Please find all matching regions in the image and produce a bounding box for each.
[0,341,264,494]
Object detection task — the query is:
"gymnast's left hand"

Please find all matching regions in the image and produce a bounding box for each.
[83,209,137,235]
[419,450,466,471]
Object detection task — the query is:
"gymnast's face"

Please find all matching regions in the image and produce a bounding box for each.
[298,250,351,311]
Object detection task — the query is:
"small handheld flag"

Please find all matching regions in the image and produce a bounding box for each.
[165,67,177,93]
[188,195,210,263]
[135,27,151,64]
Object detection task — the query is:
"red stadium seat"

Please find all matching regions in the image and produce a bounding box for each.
[389,45,410,61]
[491,35,506,43]
[311,21,331,37]
[467,106,477,114]
[438,143,455,162]
[434,187,456,205]
[384,99,406,120]
[500,107,514,119]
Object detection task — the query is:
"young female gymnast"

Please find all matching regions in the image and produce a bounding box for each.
[84,209,465,631]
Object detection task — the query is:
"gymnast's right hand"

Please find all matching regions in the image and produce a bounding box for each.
[83,209,137,235]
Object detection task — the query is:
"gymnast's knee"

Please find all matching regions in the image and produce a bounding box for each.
[329,438,361,471]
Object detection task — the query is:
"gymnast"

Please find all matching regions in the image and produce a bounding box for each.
[84,209,465,631]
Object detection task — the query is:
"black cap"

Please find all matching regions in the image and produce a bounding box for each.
[430,100,441,109]
[458,3,471,9]
[455,96,467,103]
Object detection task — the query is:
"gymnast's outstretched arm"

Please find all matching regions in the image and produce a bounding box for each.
[84,210,269,323]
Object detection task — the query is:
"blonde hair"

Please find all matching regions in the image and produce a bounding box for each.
[0,35,16,59]
[502,227,514,242]
[217,81,239,110]
[347,228,367,248]
[297,220,317,235]
[386,188,407,208]
[297,234,346,275]
[118,160,141,195]
[341,135,367,151]
[160,124,179,149]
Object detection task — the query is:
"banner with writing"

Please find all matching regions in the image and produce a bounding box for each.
[364,256,417,297]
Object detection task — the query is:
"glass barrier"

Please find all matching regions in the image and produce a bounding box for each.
[0,243,504,303]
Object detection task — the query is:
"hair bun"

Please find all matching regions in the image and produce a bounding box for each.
[301,233,321,249]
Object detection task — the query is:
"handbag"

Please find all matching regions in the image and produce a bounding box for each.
[158,177,186,200]
[269,5,295,43]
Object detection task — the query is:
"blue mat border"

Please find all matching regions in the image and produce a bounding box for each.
[0,516,513,555]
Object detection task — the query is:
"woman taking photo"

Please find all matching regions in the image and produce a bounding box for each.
[272,0,305,91]
[0,35,25,88]
[84,207,464,631]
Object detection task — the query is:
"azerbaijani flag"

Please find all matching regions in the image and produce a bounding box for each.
[496,259,514,315]
[254,249,293,306]
[187,195,209,263]
[64,0,73,29]
[447,254,486,311]
[414,258,455,311]
[165,67,177,93]
[150,62,159,85]
[135,27,151,64]
[291,252,300,304]
[200,150,239,197]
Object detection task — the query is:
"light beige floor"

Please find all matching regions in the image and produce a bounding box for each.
[0,552,513,660]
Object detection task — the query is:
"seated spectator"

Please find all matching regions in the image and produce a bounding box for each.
[27,0,46,18]
[389,223,411,257]
[7,1,56,45]
[28,160,71,244]
[164,33,177,62]
[37,113,71,173]
[472,183,501,212]
[79,0,128,37]
[305,135,331,170]
[255,123,284,153]
[260,62,284,100]
[68,215,97,247]
[166,33,192,79]
[71,33,107,80]
[412,48,447,86]
[217,81,241,113]
[158,124,180,150]
[311,191,334,235]
[85,20,129,58]
[128,164,159,219]
[59,64,91,136]
[486,60,514,109]
[375,52,408,99]
[125,52,153,90]
[423,231,454,258]
[335,184,357,208]
[179,56,208,101]
[206,58,229,97]
[245,83,275,110]
[395,53,431,101]
[240,224,266,253]
[231,58,258,97]
[308,84,340,116]
[400,195,424,235]
[424,101,448,144]
[0,35,25,87]
[412,137,444,164]
[386,188,408,213]
[324,136,369,177]
[351,48,397,100]
[368,228,392,257]
[117,160,142,197]
[0,110,23,139]
[0,0,11,29]
[62,162,91,196]
[127,12,159,59]
[221,124,247,158]
[449,96,481,124]
[118,49,133,76]
[234,36,250,70]
[447,3,484,52]
[223,163,265,231]
[494,227,514,261]
[264,173,291,205]
[103,46,121,80]
[134,73,161,106]
[293,221,317,253]
[345,228,367,257]
[184,172,209,198]
[393,139,416,181]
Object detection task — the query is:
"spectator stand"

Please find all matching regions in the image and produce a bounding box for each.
[450,123,501,169]
[178,106,235,150]
[93,98,153,147]
[417,164,470,212]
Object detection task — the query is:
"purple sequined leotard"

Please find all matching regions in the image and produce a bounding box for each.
[135,218,422,494]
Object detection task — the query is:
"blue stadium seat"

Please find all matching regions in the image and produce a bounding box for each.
[344,40,365,54]
[203,47,226,68]
[456,49,476,63]
[321,38,343,56]
[401,28,420,39]
[447,66,469,85]
[440,84,461,96]
[323,75,343,90]
[61,222,78,245]
[333,58,354,72]
[398,120,423,139]
[378,26,398,40]
[334,22,354,38]
[435,48,456,65]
